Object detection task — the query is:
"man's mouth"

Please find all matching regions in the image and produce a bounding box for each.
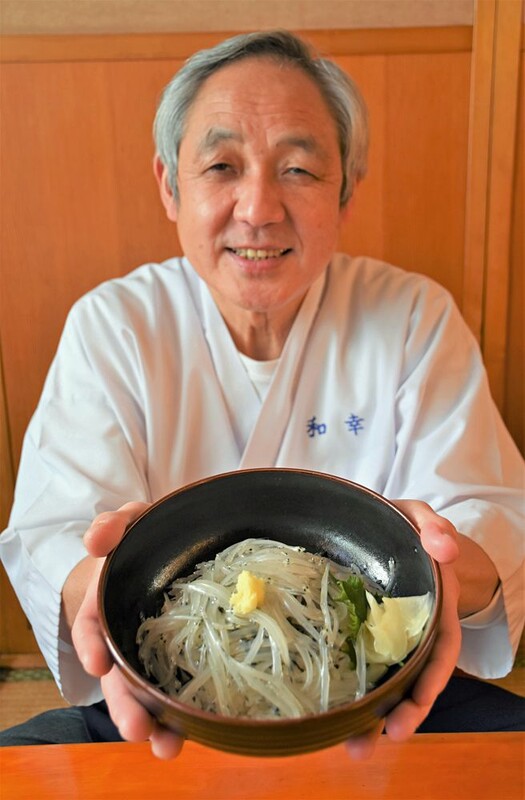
[228,247,290,261]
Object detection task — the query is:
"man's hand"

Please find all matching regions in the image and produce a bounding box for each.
[346,500,462,759]
[71,501,185,759]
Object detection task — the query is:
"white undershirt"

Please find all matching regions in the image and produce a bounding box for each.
[238,351,280,402]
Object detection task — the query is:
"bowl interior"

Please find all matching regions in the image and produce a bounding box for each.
[100,469,436,684]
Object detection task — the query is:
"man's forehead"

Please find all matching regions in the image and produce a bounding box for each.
[187,58,331,120]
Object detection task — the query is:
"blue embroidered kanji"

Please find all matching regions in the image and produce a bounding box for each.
[306,416,327,437]
[345,414,365,436]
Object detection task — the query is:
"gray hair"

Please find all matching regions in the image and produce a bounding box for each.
[154,30,369,206]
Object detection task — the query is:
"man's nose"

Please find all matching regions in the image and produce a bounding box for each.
[233,172,286,227]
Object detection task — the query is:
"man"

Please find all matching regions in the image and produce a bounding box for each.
[1,30,523,756]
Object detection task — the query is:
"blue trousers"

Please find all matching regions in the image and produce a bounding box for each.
[1,676,524,746]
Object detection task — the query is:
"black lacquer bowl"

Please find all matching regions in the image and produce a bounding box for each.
[99,468,441,757]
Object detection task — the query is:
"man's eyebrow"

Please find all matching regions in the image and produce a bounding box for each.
[197,127,243,154]
[197,129,327,157]
[277,134,325,155]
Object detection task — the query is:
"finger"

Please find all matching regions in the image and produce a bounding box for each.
[385,563,461,740]
[393,498,452,528]
[393,499,457,538]
[149,720,185,760]
[101,666,155,743]
[411,563,461,706]
[72,559,114,677]
[84,501,151,557]
[345,718,385,760]
[394,500,459,564]
[419,522,459,564]
[385,622,457,741]
[385,696,433,741]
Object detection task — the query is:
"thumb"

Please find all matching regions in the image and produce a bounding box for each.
[420,522,459,565]
[84,501,151,557]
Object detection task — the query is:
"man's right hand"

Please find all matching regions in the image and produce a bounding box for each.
[70,501,185,759]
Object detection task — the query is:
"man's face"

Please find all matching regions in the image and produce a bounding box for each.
[158,57,347,326]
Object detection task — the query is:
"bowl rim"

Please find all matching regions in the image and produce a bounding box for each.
[98,467,443,730]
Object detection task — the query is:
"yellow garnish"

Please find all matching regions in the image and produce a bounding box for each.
[230,570,266,615]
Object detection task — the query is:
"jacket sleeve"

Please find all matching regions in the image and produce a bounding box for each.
[383,278,524,679]
[0,294,151,704]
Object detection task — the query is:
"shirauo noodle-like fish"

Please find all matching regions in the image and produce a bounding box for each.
[137,539,432,719]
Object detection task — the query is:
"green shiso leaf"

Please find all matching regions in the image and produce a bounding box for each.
[334,574,368,666]
[337,575,367,625]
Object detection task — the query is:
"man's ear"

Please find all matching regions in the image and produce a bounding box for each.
[338,195,354,225]
[153,154,178,222]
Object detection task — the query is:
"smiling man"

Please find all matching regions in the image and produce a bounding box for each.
[1,30,523,754]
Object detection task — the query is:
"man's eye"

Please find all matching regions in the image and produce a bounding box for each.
[286,167,313,177]
[207,163,231,172]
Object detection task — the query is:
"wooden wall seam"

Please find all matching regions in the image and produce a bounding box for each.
[462,0,497,344]
[481,0,523,410]
[0,339,15,530]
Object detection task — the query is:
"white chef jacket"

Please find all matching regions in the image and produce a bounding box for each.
[1,255,524,706]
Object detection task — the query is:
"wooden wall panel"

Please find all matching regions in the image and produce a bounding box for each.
[0,60,181,466]
[335,51,471,307]
[1,62,122,461]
